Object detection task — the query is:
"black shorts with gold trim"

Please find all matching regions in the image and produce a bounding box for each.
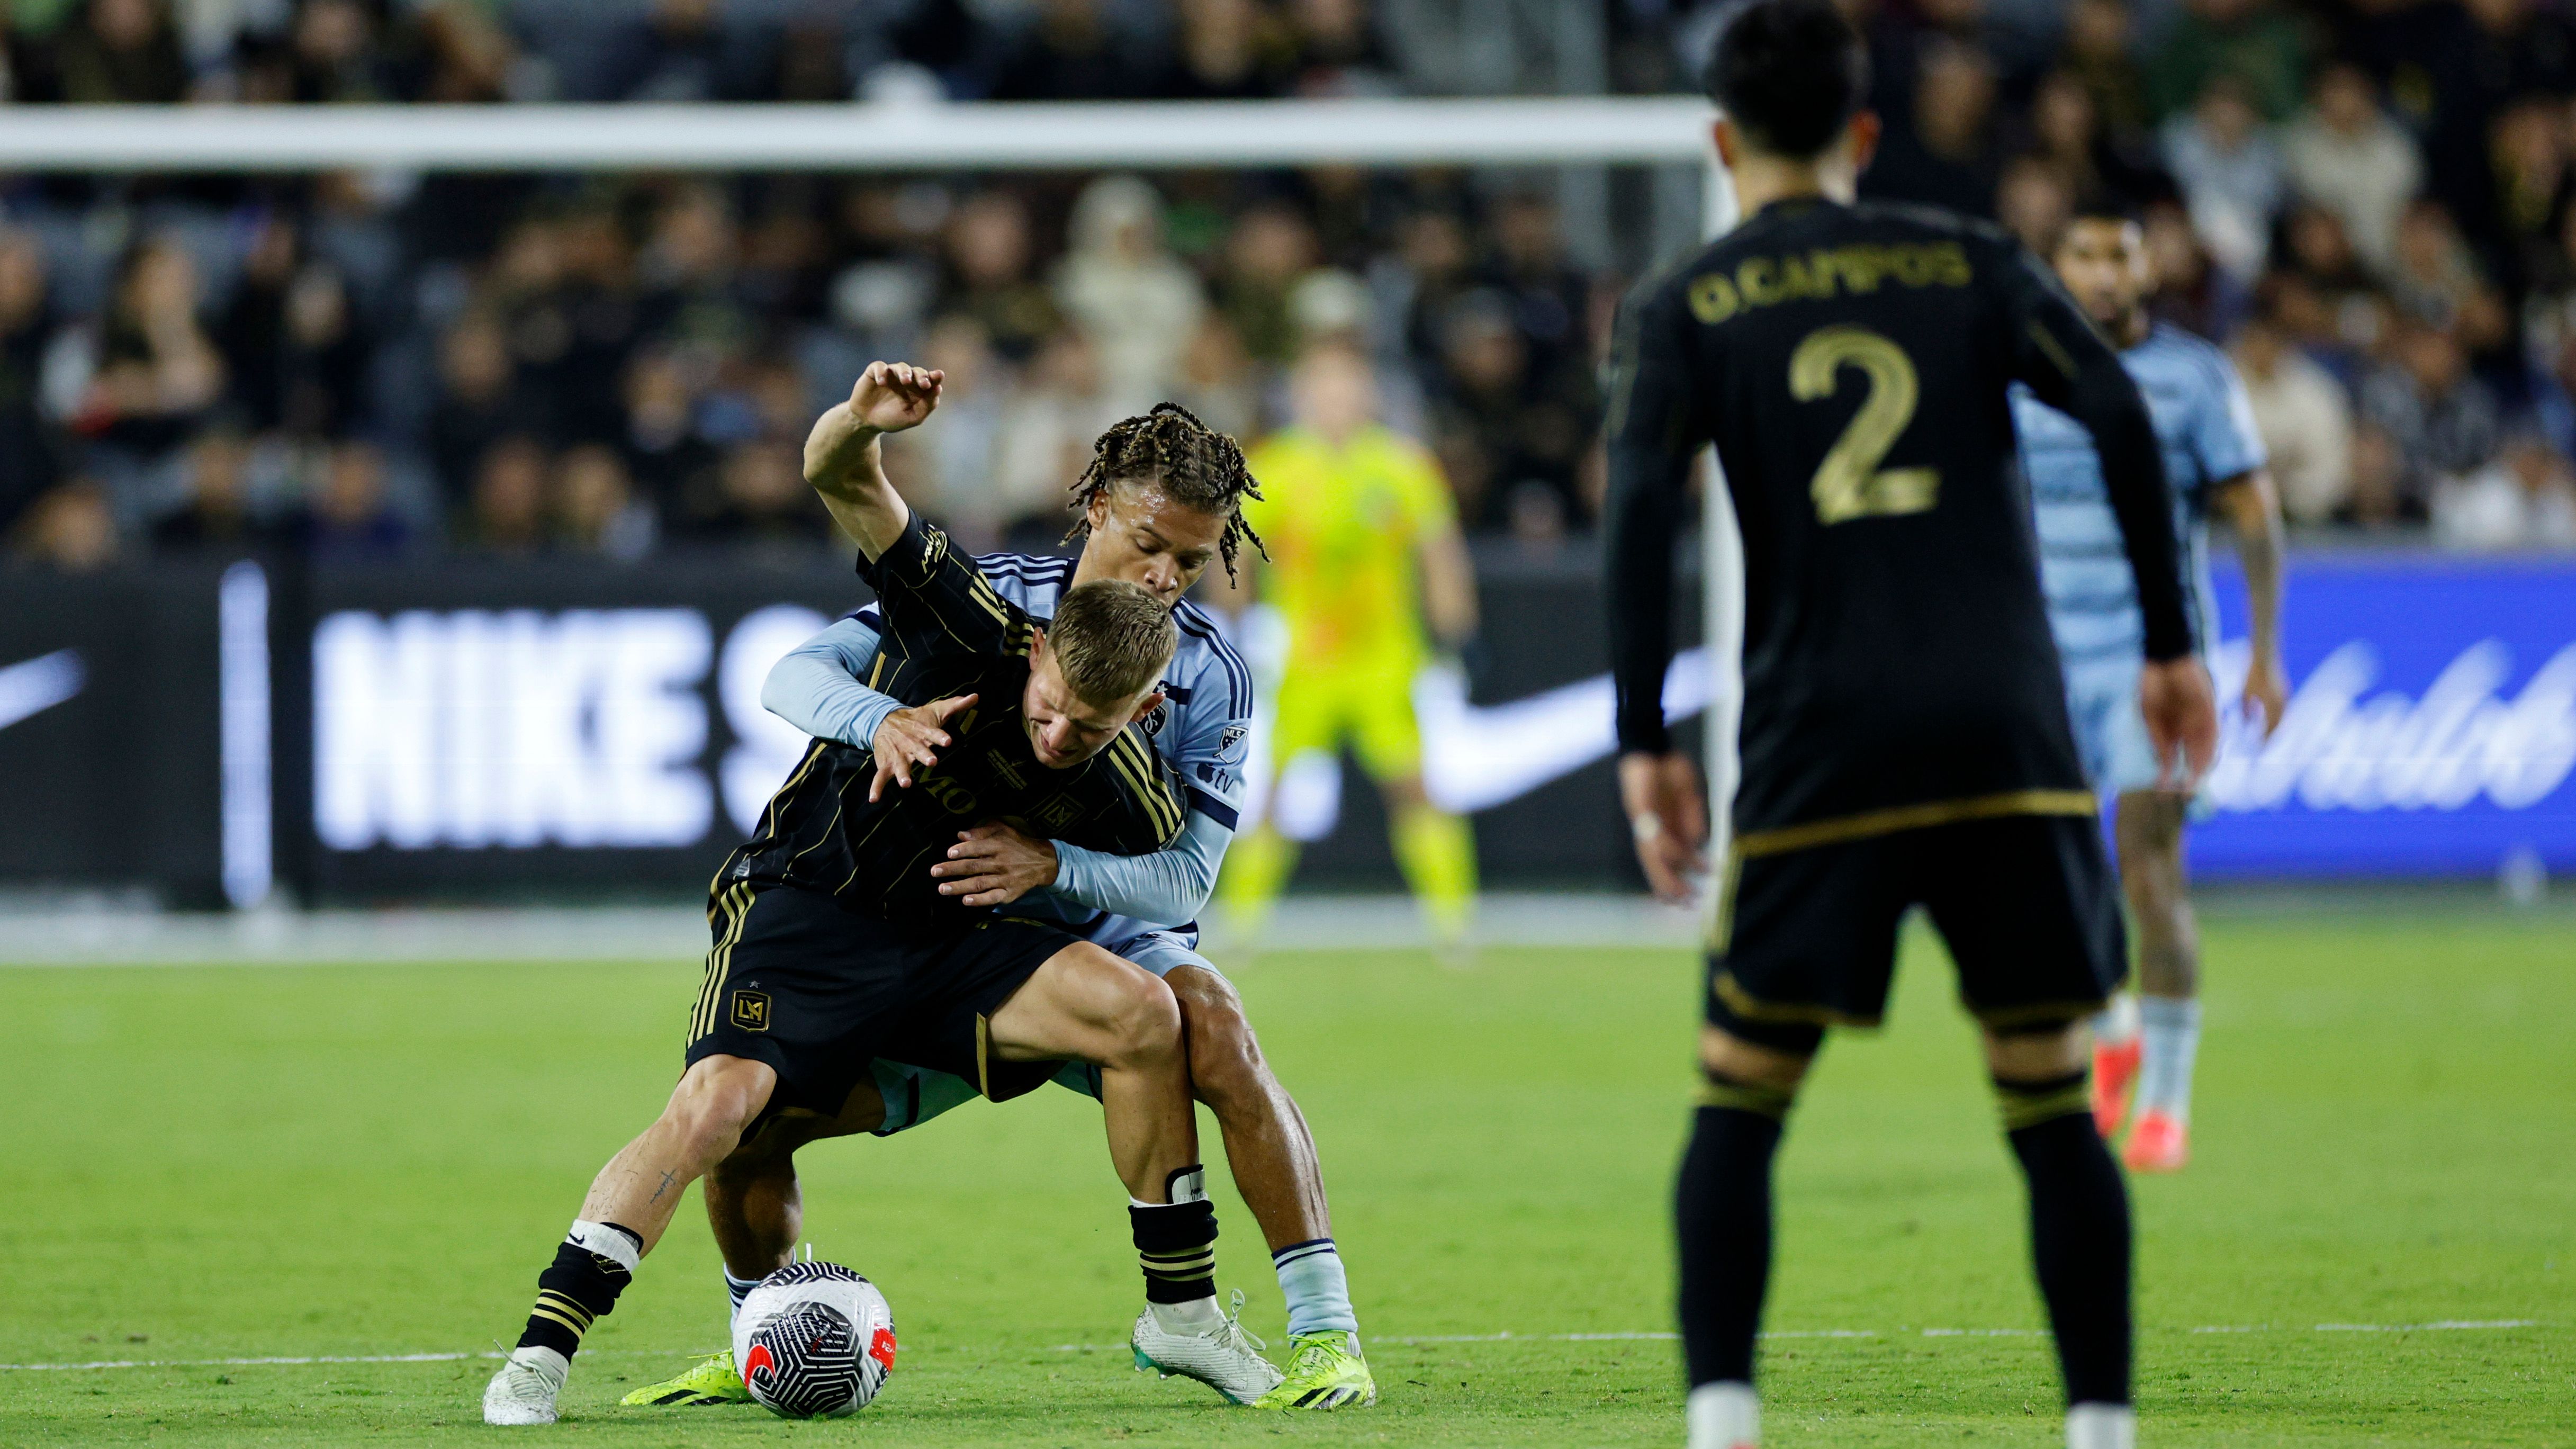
[1704,791,2125,1054]
[684,882,1078,1121]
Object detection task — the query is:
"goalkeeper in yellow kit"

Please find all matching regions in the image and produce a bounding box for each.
[1222,339,1481,943]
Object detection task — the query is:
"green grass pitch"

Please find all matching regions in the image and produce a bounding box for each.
[2,906,2570,1446]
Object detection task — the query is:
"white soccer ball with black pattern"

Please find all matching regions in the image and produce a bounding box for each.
[730,1262,896,1418]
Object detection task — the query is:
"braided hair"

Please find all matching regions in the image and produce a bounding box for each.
[1063,401,1266,580]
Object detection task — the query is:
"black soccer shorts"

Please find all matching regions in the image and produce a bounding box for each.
[1703,809,2126,1055]
[683,883,1082,1120]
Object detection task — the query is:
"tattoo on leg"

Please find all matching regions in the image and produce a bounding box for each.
[650,1169,677,1204]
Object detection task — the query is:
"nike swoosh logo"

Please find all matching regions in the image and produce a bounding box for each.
[0,649,85,732]
[1416,649,1713,813]
[1248,644,1717,836]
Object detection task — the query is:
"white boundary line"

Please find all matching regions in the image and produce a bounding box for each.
[0,1347,692,1373]
[2,1320,2541,1373]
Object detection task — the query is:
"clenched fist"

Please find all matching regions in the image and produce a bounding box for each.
[805,361,944,498]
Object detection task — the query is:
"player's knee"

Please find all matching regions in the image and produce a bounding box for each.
[1697,1025,1812,1097]
[1381,773,1430,811]
[1094,958,1184,1065]
[1980,1019,2087,1083]
[1173,978,1265,1111]
[2115,791,2186,857]
[665,1056,773,1159]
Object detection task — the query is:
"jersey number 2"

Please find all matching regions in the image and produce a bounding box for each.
[1788,325,1941,525]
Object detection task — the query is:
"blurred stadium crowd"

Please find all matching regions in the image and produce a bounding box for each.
[5,0,2576,573]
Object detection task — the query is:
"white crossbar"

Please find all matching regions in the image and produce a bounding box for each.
[0,97,1714,173]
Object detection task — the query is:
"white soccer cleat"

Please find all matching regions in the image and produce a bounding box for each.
[482,1345,569,1426]
[1129,1292,1285,1406]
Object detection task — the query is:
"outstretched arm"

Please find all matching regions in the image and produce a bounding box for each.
[804,361,943,562]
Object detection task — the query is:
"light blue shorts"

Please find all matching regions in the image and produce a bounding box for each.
[870,928,1222,1135]
[2063,654,2213,822]
[2064,654,2160,798]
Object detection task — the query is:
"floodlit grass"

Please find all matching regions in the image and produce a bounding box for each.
[2,907,2569,1444]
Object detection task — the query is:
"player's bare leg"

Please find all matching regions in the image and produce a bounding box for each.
[620,1084,893,1408]
[1164,964,1373,1407]
[987,942,1196,1194]
[2113,790,2199,1171]
[1168,965,1328,1249]
[988,941,1283,1403]
[1985,1020,2135,1449]
[485,1055,776,1424]
[707,1084,889,1286]
[1678,1024,1809,1449]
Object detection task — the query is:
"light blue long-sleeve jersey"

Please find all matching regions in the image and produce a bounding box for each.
[2011,321,2264,670]
[761,551,1253,937]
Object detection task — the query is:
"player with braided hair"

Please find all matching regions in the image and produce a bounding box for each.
[622,368,1377,1415]
[1062,400,1267,584]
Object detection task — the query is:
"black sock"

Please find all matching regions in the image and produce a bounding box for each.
[1130,1166,1218,1305]
[2000,1076,2132,1407]
[1676,1091,1788,1387]
[516,1220,644,1358]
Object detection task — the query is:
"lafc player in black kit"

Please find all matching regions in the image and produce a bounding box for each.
[1605,6,2219,1448]
[484,362,1271,1425]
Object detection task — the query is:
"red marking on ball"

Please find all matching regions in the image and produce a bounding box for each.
[868,1325,898,1371]
[742,1343,776,1383]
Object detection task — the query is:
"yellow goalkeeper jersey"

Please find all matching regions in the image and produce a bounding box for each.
[1241,423,1456,671]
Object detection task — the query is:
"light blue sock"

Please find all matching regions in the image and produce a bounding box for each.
[2136,996,2201,1123]
[2092,991,2139,1046]
[1273,1238,1358,1339]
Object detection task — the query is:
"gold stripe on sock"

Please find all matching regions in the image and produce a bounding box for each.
[1696,1077,1795,1121]
[1996,1081,2092,1132]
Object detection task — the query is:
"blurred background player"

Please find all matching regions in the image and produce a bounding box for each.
[1220,340,1480,948]
[2015,201,2289,1173]
[1606,4,2218,1447]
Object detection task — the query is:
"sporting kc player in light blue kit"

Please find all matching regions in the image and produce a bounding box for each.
[2012,200,2287,1174]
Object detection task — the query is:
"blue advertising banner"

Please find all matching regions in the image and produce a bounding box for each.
[2198,552,2576,877]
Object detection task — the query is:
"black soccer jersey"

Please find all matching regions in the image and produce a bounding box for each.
[719,512,1185,924]
[1605,197,2193,840]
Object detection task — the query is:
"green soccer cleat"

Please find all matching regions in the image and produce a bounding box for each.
[1253,1330,1377,1410]
[618,1351,752,1407]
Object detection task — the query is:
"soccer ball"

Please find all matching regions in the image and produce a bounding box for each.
[730,1262,896,1418]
